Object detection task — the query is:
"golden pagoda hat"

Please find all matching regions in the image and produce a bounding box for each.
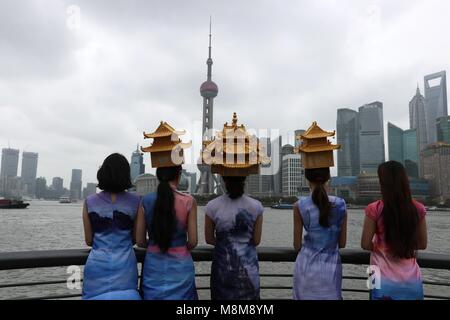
[141,121,191,168]
[296,121,341,169]
[201,112,270,177]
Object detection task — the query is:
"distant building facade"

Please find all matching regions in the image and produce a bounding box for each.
[356,173,381,201]
[409,87,428,152]
[70,169,82,201]
[134,173,158,196]
[1,148,19,178]
[282,154,305,197]
[359,102,385,174]
[421,142,450,202]
[35,177,47,199]
[424,71,448,144]
[330,176,357,201]
[388,123,419,177]
[436,116,450,144]
[337,108,360,177]
[271,136,283,195]
[130,145,145,184]
[83,183,97,199]
[21,152,38,197]
[182,170,197,194]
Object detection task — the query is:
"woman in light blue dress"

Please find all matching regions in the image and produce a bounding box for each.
[293,168,347,300]
[82,153,141,300]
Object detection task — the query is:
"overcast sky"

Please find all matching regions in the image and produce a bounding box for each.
[0,0,449,187]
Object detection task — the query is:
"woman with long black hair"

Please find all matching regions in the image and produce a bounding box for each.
[361,161,427,300]
[135,121,198,300]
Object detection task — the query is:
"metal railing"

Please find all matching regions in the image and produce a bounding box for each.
[1,247,449,300]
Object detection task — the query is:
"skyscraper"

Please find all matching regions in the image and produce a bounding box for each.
[436,116,450,144]
[358,102,385,174]
[424,71,448,143]
[1,148,19,178]
[51,177,64,198]
[35,177,47,199]
[337,108,360,177]
[294,129,305,150]
[409,86,428,152]
[197,19,219,195]
[130,144,145,183]
[271,135,283,195]
[70,169,82,201]
[388,123,419,177]
[282,154,305,196]
[83,183,97,199]
[21,151,38,196]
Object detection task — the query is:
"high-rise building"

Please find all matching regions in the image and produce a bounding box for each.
[130,144,145,183]
[337,108,360,177]
[83,183,97,199]
[436,116,450,144]
[409,86,428,152]
[424,71,448,143]
[359,102,385,174]
[1,148,19,178]
[245,137,273,196]
[182,170,197,194]
[51,177,64,198]
[271,136,283,195]
[388,123,419,177]
[282,154,305,197]
[35,177,47,199]
[294,130,305,150]
[21,152,38,196]
[421,142,450,202]
[70,169,82,201]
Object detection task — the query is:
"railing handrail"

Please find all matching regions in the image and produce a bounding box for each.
[1,247,450,271]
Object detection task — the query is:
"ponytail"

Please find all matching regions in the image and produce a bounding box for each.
[311,183,331,228]
[151,166,181,252]
[305,168,331,228]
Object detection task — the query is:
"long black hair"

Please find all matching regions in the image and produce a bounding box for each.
[223,176,246,199]
[97,153,133,193]
[378,161,419,259]
[151,165,182,253]
[305,168,331,228]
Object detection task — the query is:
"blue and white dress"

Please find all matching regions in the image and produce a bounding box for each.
[293,195,346,300]
[205,194,264,300]
[82,191,141,300]
[141,189,198,300]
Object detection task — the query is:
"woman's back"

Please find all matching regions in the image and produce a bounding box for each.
[299,195,346,251]
[83,191,140,299]
[365,199,426,297]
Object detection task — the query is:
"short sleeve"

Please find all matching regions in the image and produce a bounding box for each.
[256,201,264,217]
[205,201,214,220]
[365,201,381,222]
[414,201,427,220]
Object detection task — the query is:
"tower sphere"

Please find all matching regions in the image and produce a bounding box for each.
[200,80,219,98]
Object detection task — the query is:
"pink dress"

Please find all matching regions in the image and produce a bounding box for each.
[365,200,426,300]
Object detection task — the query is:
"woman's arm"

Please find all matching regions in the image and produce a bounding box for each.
[134,205,148,248]
[82,201,93,247]
[361,216,376,251]
[339,212,348,248]
[187,200,198,251]
[293,202,303,252]
[416,216,427,250]
[252,215,263,246]
[205,215,216,246]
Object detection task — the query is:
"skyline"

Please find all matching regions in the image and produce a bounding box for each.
[1,1,450,185]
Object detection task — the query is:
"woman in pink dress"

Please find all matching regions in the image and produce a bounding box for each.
[361,161,428,300]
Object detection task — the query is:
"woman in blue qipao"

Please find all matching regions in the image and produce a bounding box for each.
[135,165,198,300]
[82,153,141,300]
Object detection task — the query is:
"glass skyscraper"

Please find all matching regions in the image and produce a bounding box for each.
[409,87,428,152]
[21,151,38,196]
[130,144,145,183]
[388,123,419,178]
[436,116,450,144]
[0,148,19,178]
[337,108,360,177]
[359,102,385,174]
[424,71,448,143]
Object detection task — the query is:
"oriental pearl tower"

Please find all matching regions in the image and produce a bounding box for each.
[196,18,220,195]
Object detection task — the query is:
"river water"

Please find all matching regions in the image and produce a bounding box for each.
[0,200,449,300]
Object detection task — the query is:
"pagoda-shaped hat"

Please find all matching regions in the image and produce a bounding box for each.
[201,112,270,176]
[141,121,191,168]
[297,121,341,169]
